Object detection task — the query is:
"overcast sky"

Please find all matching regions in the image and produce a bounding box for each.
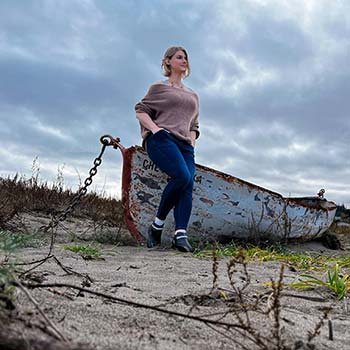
[1,0,349,206]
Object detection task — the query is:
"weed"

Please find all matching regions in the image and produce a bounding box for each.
[0,267,15,310]
[195,242,239,258]
[203,251,332,349]
[0,232,18,312]
[195,242,350,272]
[0,231,39,253]
[64,244,101,260]
[289,263,350,300]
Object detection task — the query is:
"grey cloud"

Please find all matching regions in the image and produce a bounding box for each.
[0,57,117,121]
[0,0,349,205]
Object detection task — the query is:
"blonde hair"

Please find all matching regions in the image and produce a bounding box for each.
[161,46,191,78]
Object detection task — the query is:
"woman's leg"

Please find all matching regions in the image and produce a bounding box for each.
[173,142,195,230]
[146,131,192,221]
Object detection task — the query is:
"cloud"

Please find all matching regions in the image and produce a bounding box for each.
[0,0,349,205]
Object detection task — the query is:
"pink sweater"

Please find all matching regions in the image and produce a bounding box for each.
[135,82,200,147]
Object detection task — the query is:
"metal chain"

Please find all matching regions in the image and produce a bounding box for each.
[41,135,121,232]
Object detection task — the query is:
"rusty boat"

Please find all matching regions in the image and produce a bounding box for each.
[109,137,337,244]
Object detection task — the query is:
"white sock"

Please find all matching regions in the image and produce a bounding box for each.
[175,229,187,237]
[154,217,165,226]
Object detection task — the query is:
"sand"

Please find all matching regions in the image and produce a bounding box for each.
[1,241,349,350]
[2,212,350,349]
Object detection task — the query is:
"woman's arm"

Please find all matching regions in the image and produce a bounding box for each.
[136,112,163,134]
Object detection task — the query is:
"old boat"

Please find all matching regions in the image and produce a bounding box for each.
[107,136,337,244]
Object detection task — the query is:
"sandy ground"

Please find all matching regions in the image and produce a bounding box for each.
[2,240,350,350]
[2,212,350,349]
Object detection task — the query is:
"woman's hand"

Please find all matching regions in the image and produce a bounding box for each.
[190,131,196,147]
[152,127,164,134]
[136,112,163,135]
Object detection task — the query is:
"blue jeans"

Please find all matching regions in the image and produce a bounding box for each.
[146,130,195,230]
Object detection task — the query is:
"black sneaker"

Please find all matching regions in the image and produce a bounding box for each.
[147,223,163,248]
[172,232,194,253]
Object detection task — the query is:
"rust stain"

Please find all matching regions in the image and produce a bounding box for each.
[200,197,214,206]
[120,147,144,242]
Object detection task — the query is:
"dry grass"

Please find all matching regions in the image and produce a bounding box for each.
[0,175,124,231]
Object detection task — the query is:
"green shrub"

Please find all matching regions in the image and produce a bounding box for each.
[289,263,350,300]
[64,244,101,259]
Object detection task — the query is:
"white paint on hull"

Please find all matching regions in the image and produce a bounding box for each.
[125,147,336,243]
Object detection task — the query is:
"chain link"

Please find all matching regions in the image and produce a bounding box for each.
[41,135,121,232]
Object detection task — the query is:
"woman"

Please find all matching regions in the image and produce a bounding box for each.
[135,46,200,252]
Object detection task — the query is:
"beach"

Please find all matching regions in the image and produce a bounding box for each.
[2,214,350,350]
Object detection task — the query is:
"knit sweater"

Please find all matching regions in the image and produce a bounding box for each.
[135,82,200,147]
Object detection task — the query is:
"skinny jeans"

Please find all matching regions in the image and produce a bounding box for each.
[146,130,195,230]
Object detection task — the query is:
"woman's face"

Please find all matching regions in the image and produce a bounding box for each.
[167,50,188,75]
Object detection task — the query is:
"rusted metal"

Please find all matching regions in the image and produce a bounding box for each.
[317,188,325,198]
[114,145,337,244]
[100,134,125,150]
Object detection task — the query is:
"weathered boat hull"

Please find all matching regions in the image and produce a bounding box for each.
[119,145,337,244]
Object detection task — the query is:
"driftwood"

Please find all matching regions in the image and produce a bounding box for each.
[14,279,68,342]
[20,281,253,331]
